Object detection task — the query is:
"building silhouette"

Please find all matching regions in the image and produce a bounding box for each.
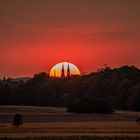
[61,63,65,78]
[66,62,71,77]
[3,76,6,82]
[60,62,71,78]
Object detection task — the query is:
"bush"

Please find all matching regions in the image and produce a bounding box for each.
[67,97,113,114]
[136,117,140,124]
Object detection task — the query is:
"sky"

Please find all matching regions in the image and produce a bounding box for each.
[0,0,140,78]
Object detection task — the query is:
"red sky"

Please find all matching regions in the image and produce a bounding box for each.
[0,0,140,78]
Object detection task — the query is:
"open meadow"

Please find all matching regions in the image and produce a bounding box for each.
[0,106,140,138]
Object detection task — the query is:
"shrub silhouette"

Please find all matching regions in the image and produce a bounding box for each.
[67,97,113,114]
[136,117,140,125]
[12,114,23,127]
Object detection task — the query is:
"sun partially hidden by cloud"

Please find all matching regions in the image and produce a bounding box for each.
[49,62,81,78]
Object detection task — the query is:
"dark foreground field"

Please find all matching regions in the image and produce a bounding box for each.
[1,136,140,140]
[0,106,140,138]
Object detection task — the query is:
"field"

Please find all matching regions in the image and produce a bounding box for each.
[0,106,140,138]
[1,136,140,140]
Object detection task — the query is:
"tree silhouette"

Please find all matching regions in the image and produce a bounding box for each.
[1,66,140,111]
[12,114,23,127]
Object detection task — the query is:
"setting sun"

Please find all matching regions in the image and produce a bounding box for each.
[49,62,81,78]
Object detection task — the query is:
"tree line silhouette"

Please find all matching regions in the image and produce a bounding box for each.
[0,65,140,113]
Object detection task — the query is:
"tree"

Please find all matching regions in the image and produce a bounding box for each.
[12,114,23,127]
[67,97,113,114]
[33,72,48,81]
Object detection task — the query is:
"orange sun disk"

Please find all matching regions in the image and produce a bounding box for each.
[49,62,81,78]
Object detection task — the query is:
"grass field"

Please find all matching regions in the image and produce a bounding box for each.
[1,136,140,140]
[0,106,140,138]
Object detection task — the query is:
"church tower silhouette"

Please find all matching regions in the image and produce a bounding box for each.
[67,62,70,77]
[61,63,65,78]
[3,76,6,82]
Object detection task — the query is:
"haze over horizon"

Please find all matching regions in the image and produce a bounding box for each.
[0,0,140,78]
